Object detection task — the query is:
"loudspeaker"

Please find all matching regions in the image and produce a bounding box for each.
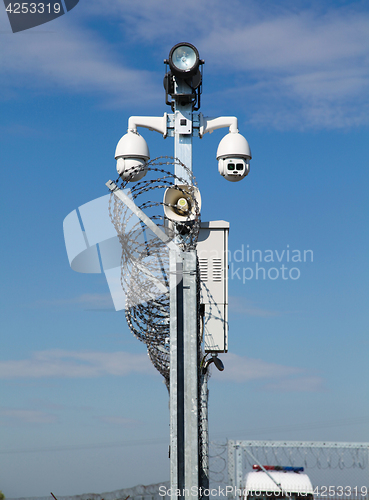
[163,185,201,222]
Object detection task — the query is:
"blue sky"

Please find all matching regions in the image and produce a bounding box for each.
[1,0,369,497]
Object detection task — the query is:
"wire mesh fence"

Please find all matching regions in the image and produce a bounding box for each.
[209,441,369,499]
[6,482,170,500]
[8,441,367,500]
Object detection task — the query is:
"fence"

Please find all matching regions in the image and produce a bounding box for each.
[8,441,369,500]
[7,482,170,500]
[209,441,369,498]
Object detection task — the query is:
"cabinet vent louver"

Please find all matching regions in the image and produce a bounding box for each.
[199,259,208,282]
[213,259,222,282]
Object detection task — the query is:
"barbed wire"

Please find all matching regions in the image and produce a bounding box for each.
[108,157,201,388]
[208,441,369,487]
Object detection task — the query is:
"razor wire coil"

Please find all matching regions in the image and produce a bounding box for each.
[108,157,201,387]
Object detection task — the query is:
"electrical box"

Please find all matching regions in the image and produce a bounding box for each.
[197,221,229,352]
[175,110,192,135]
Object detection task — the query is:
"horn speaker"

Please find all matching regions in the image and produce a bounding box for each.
[163,185,201,222]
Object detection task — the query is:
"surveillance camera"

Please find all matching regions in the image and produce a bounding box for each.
[216,132,251,182]
[115,130,150,182]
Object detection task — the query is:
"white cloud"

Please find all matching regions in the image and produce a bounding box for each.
[228,297,279,317]
[97,416,141,427]
[200,9,369,128]
[202,11,369,73]
[212,353,300,382]
[88,0,369,128]
[1,1,368,127]
[0,350,157,379]
[81,0,231,41]
[0,350,323,391]
[0,408,58,424]
[35,293,116,310]
[262,376,325,392]
[0,15,160,105]
[211,353,324,392]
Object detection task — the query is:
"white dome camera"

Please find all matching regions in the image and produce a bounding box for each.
[216,132,251,182]
[115,130,150,182]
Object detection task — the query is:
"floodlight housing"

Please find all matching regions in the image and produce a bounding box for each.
[168,42,200,78]
[164,42,204,110]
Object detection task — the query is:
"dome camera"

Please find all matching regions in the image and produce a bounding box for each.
[216,132,252,182]
[115,131,150,182]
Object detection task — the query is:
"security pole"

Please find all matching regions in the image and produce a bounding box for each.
[110,42,251,500]
[169,60,201,500]
[65,41,252,500]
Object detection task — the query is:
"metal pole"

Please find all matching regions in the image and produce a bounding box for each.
[199,372,209,495]
[183,251,199,494]
[235,445,243,498]
[174,80,193,182]
[169,77,200,500]
[227,440,235,498]
[169,248,181,498]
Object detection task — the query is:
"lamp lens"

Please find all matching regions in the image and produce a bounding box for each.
[171,45,197,71]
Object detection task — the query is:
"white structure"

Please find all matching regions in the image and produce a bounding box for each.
[244,469,314,497]
[64,42,253,500]
[198,221,229,352]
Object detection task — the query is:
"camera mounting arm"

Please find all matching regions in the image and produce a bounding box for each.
[198,114,239,138]
[127,114,168,138]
